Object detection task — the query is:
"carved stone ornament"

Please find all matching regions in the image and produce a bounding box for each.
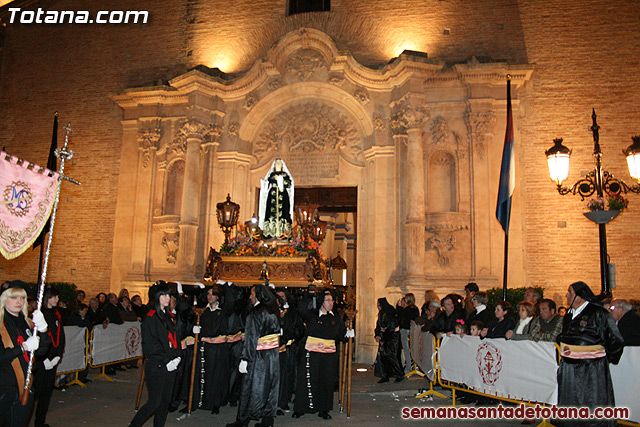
[426,234,456,268]
[161,231,180,264]
[228,122,240,137]
[464,110,496,160]
[244,92,259,110]
[354,88,370,105]
[430,116,450,146]
[171,119,207,154]
[205,123,223,142]
[329,74,345,86]
[137,121,162,168]
[373,115,386,132]
[286,48,325,81]
[390,105,427,135]
[267,79,282,91]
[253,102,363,166]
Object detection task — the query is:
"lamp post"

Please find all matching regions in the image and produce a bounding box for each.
[545,109,640,297]
[216,193,240,244]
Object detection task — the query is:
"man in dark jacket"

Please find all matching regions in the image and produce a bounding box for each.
[609,299,640,346]
[430,294,464,339]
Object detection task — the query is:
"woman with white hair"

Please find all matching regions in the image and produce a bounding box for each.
[0,280,47,426]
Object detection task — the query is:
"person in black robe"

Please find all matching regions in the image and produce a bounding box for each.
[275,289,305,415]
[129,281,186,427]
[33,286,66,427]
[555,281,623,427]
[0,281,48,427]
[293,290,349,420]
[225,284,247,408]
[227,284,280,427]
[373,297,404,383]
[192,286,233,414]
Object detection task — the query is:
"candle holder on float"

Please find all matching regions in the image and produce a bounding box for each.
[216,193,240,244]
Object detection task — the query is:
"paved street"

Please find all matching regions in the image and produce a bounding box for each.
[37,364,530,426]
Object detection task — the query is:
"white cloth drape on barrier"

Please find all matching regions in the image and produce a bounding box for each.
[410,321,435,381]
[56,326,86,374]
[90,321,142,366]
[610,346,640,422]
[439,335,558,404]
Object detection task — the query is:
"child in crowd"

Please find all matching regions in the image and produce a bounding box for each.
[469,320,483,337]
[454,319,468,336]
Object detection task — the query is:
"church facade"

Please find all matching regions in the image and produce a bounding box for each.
[1,0,639,361]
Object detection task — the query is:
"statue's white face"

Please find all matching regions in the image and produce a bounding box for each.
[275,159,283,171]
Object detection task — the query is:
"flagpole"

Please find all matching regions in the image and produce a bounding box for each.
[36,112,58,283]
[23,122,76,399]
[502,233,508,301]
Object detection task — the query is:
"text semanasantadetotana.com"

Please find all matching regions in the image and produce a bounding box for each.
[401,404,629,420]
[7,8,149,24]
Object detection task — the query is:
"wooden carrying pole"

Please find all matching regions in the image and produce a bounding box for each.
[188,308,204,414]
[338,341,345,409]
[135,358,146,410]
[346,317,354,417]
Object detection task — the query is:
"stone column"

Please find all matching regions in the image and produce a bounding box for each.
[392,105,427,285]
[176,120,207,271]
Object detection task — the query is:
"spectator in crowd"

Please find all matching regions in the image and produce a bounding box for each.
[373,297,404,383]
[66,303,92,384]
[609,299,640,346]
[481,301,515,339]
[97,292,107,307]
[397,293,419,374]
[103,293,124,325]
[27,296,37,315]
[118,288,130,301]
[34,286,66,427]
[506,301,535,340]
[528,299,563,342]
[430,294,464,339]
[469,320,483,336]
[420,290,440,318]
[131,294,148,319]
[557,306,567,316]
[463,282,479,318]
[453,319,468,336]
[630,299,640,316]
[523,287,541,314]
[415,300,440,333]
[118,296,138,322]
[75,290,86,309]
[87,297,106,327]
[467,291,495,327]
[557,281,623,427]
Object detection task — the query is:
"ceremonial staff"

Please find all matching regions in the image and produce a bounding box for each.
[188,307,204,414]
[135,359,146,410]
[23,122,80,402]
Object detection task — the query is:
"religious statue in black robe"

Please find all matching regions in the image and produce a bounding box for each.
[556,281,624,427]
[258,158,294,239]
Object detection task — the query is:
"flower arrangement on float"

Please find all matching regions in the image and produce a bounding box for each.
[220,223,325,259]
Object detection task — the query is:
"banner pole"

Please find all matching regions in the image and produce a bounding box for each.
[23,123,77,400]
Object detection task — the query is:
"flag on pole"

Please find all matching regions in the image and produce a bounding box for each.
[0,151,59,259]
[33,113,58,248]
[496,79,515,235]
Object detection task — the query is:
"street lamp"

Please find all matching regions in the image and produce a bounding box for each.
[216,193,240,244]
[545,109,640,297]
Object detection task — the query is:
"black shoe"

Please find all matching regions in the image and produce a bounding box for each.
[256,416,274,427]
[225,421,247,427]
[80,378,91,384]
[292,412,303,418]
[395,376,404,383]
[229,400,237,407]
[179,406,189,413]
[377,377,389,383]
[168,404,179,413]
[277,409,284,416]
[319,411,332,420]
[211,407,219,414]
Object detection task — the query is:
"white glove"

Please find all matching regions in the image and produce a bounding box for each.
[32,310,48,333]
[192,325,201,334]
[176,281,183,295]
[283,302,289,309]
[50,355,60,367]
[166,356,181,372]
[239,360,248,374]
[268,283,275,289]
[44,358,58,370]
[194,282,205,289]
[345,329,355,338]
[22,335,39,352]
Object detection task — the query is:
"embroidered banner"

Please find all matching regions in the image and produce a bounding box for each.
[0,151,59,259]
